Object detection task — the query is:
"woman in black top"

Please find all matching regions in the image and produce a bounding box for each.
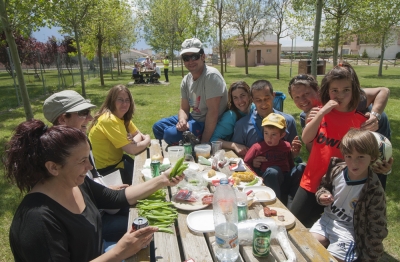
[4,120,183,261]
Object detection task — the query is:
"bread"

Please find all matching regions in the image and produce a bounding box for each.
[207,169,216,178]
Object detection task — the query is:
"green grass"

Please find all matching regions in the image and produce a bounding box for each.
[0,62,399,261]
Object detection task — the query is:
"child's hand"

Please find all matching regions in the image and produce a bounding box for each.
[319,100,339,115]
[319,193,334,206]
[253,156,267,168]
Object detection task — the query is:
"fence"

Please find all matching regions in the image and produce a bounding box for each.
[0,52,117,113]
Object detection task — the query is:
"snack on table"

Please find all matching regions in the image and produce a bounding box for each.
[201,194,213,205]
[263,206,277,217]
[207,169,216,178]
[232,171,255,182]
[231,176,241,186]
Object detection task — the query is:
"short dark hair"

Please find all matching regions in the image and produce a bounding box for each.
[3,120,88,192]
[288,74,319,98]
[251,80,274,97]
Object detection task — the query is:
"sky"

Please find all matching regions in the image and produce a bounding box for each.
[32,26,314,52]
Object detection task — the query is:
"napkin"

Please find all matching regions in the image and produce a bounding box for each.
[229,158,246,172]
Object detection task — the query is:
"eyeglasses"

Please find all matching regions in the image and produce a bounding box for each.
[116,98,131,104]
[182,53,201,62]
[76,109,91,119]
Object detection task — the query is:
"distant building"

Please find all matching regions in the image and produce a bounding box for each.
[120,49,152,63]
[230,41,280,67]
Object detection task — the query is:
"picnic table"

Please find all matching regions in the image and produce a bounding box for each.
[126,139,336,262]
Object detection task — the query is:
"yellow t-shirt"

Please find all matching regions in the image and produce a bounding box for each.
[88,112,138,169]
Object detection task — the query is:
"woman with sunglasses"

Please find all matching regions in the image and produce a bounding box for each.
[209,80,255,156]
[89,85,151,185]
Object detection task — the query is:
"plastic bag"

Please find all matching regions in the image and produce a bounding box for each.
[237,218,296,262]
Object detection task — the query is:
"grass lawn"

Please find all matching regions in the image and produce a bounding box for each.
[0,62,399,261]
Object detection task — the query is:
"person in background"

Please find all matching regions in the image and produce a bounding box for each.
[5,120,184,261]
[149,62,161,83]
[210,80,255,157]
[311,129,387,262]
[152,38,228,145]
[132,63,144,83]
[144,56,152,70]
[287,72,392,189]
[163,55,169,82]
[89,85,151,185]
[244,113,297,206]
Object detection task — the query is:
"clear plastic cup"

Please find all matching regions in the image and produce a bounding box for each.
[211,141,223,156]
[166,146,184,164]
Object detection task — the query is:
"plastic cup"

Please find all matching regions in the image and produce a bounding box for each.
[211,141,223,156]
[194,144,211,162]
[167,146,184,164]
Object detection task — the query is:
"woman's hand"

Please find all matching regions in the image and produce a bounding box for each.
[232,143,248,157]
[110,226,158,259]
[360,112,379,132]
[319,193,334,206]
[161,169,185,186]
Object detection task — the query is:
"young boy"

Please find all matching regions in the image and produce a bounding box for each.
[310,129,387,262]
[244,113,295,204]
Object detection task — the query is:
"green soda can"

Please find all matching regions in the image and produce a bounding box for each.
[183,143,193,160]
[150,160,161,177]
[237,201,248,222]
[253,223,271,257]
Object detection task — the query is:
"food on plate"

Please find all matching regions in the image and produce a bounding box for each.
[232,171,255,182]
[175,189,197,202]
[263,206,277,217]
[151,153,163,162]
[246,190,254,196]
[202,194,213,205]
[246,177,258,186]
[231,176,241,186]
[278,215,285,221]
[208,169,216,178]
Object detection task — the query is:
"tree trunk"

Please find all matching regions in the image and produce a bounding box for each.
[276,35,280,79]
[378,35,385,76]
[0,0,33,120]
[333,17,341,67]
[110,52,114,80]
[311,0,323,77]
[97,27,104,86]
[224,52,227,72]
[218,7,223,76]
[244,45,249,75]
[74,26,86,98]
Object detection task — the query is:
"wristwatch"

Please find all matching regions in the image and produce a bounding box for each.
[371,111,381,121]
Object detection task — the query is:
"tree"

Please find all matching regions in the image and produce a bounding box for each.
[221,37,236,72]
[225,0,272,75]
[0,0,49,120]
[269,0,291,79]
[51,0,98,98]
[356,0,400,76]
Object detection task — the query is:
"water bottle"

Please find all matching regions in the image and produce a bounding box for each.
[213,178,239,262]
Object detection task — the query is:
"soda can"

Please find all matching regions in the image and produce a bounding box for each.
[253,223,271,257]
[150,160,161,177]
[237,201,248,222]
[132,217,149,231]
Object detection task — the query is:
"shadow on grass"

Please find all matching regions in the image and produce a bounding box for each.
[380,252,399,262]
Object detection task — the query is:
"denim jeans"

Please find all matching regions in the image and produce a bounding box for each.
[102,207,129,242]
[152,114,205,145]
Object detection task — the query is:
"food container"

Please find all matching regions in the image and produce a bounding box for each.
[166,146,184,164]
[194,144,211,161]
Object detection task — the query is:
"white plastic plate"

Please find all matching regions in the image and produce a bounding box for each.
[186,210,214,233]
[201,170,227,182]
[243,186,276,202]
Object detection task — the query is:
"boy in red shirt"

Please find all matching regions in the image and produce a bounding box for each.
[244,113,296,205]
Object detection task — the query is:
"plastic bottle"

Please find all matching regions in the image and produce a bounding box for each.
[213,178,239,261]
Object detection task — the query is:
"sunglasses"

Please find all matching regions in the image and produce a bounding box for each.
[76,109,91,118]
[182,53,201,62]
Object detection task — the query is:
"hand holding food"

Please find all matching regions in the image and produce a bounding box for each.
[319,193,334,206]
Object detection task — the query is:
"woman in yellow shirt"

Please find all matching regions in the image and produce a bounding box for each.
[89,84,151,184]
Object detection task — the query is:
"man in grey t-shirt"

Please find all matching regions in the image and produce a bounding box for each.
[153,38,228,145]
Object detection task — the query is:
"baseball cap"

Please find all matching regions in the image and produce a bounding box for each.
[262,113,286,129]
[180,38,203,55]
[43,90,96,123]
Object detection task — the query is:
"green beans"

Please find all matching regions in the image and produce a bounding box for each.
[136,190,178,234]
[246,177,259,186]
[169,157,188,178]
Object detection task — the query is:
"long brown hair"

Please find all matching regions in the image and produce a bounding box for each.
[90,85,135,132]
[320,62,361,111]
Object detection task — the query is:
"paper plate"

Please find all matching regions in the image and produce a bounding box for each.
[201,170,227,182]
[171,194,210,211]
[243,186,276,202]
[258,207,296,229]
[186,210,214,233]
[141,169,153,181]
[230,176,263,189]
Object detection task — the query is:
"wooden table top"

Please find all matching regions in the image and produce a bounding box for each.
[126,140,337,262]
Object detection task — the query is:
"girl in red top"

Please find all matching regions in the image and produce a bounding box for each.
[290,63,368,227]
